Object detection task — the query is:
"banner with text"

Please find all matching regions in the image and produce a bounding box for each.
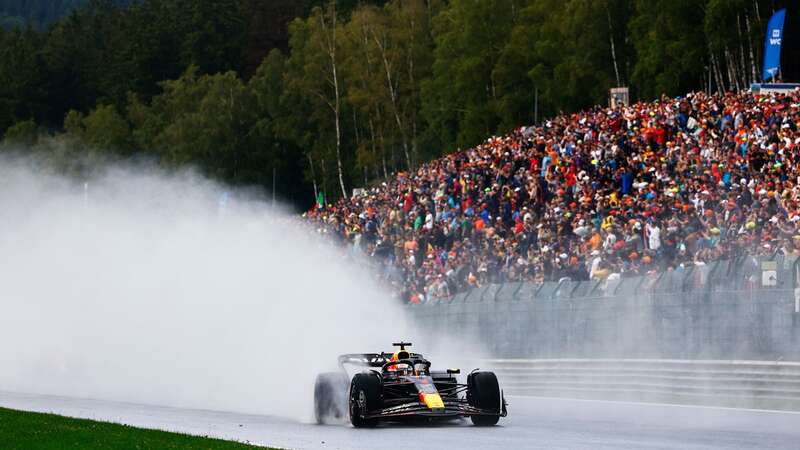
[763,8,787,81]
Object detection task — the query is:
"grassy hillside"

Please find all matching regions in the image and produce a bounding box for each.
[0,406,272,449]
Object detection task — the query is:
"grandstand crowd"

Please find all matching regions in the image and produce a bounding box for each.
[305,90,800,303]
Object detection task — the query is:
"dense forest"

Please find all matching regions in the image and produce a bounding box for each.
[0,0,796,209]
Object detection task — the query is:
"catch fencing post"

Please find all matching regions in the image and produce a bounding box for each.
[511,281,524,301]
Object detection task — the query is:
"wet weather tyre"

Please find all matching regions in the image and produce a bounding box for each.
[468,371,501,426]
[314,372,349,424]
[349,372,381,428]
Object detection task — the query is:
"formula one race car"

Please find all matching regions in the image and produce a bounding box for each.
[314,342,507,427]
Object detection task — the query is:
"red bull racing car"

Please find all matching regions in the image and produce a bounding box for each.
[314,342,507,427]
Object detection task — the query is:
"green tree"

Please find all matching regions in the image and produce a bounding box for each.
[704,0,762,91]
[41,5,106,123]
[128,67,256,182]
[0,26,49,131]
[342,4,390,179]
[2,119,39,147]
[341,0,440,177]
[629,0,707,100]
[285,2,349,199]
[421,0,520,153]
[182,0,247,75]
[248,49,312,203]
[82,104,132,152]
[494,0,633,124]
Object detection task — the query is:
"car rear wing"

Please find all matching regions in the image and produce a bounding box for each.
[338,353,423,371]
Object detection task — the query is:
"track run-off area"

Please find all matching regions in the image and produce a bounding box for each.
[2,391,799,449]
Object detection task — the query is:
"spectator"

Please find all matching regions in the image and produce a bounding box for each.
[306,90,800,303]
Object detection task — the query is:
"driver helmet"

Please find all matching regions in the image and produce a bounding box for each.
[387,350,411,373]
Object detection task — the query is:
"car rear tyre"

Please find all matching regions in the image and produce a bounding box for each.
[468,371,501,426]
[314,372,349,424]
[349,372,381,428]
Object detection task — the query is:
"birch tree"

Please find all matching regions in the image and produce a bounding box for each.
[343,5,390,178]
[285,1,348,199]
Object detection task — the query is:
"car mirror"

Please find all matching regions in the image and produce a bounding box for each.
[447,368,460,374]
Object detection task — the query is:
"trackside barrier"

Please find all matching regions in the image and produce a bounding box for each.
[481,359,800,411]
[410,256,800,361]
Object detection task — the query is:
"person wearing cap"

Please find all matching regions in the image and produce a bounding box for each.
[303,88,800,302]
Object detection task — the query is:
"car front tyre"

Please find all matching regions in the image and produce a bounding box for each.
[468,371,501,426]
[349,372,381,428]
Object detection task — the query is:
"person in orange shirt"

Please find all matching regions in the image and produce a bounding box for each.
[735,126,746,143]
[475,218,486,233]
[589,231,602,251]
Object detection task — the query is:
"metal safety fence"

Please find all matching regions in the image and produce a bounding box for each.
[409,255,800,361]
[482,358,800,411]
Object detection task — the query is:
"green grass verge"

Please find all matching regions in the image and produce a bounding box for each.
[0,407,275,450]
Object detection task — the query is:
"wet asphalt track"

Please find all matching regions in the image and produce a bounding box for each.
[2,391,799,449]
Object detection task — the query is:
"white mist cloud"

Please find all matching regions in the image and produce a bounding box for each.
[0,157,416,421]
